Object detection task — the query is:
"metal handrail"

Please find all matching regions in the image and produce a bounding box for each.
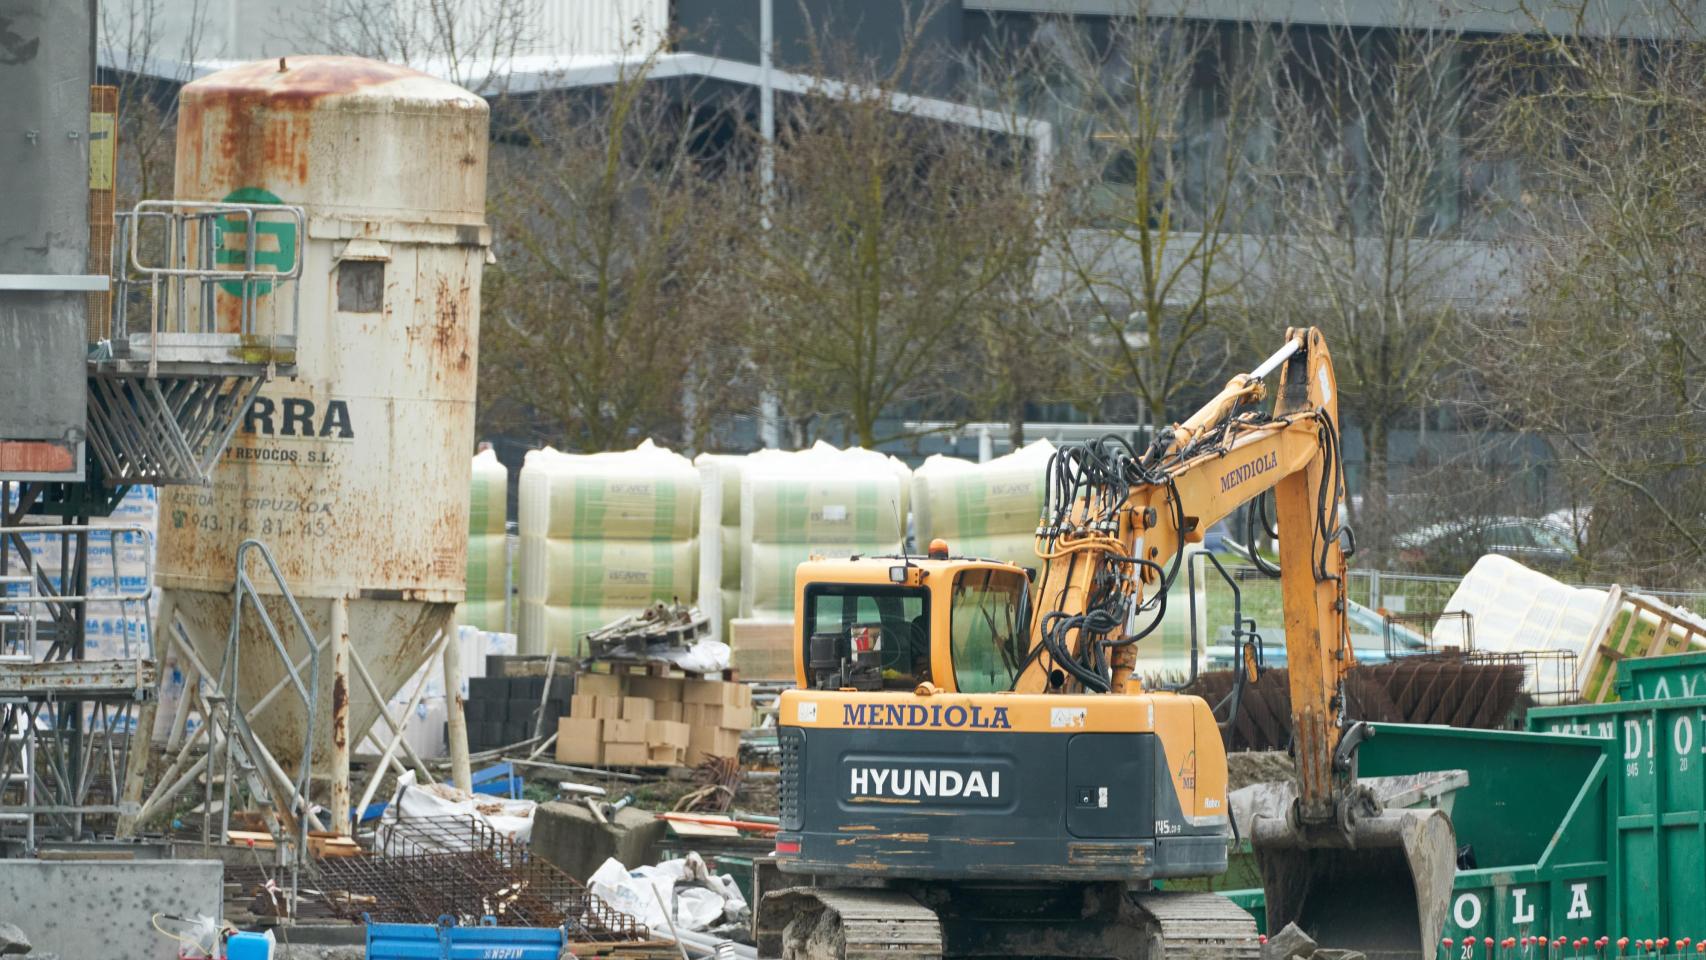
[113,200,305,353]
[0,525,154,604]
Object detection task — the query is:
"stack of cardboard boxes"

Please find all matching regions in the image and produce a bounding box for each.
[557,673,751,768]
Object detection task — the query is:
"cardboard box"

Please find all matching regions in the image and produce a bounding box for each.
[603,742,653,766]
[628,676,685,702]
[619,696,654,721]
[647,720,690,749]
[606,718,650,743]
[683,703,750,730]
[556,718,603,766]
[576,673,626,697]
[717,705,752,731]
[730,618,795,681]
[570,693,621,719]
[686,726,742,765]
[653,701,684,722]
[683,679,751,710]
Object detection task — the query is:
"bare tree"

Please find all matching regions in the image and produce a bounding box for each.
[954,48,1079,450]
[479,53,750,452]
[300,0,545,94]
[1239,13,1490,555]
[744,43,1046,448]
[1470,1,1706,583]
[98,0,211,205]
[1030,6,1273,429]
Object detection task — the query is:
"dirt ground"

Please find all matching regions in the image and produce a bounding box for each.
[1227,750,1294,791]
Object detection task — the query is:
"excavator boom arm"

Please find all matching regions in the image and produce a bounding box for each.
[1020,327,1353,823]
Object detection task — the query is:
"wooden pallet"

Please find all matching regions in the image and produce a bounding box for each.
[583,658,739,682]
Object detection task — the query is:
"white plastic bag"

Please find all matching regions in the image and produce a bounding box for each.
[383,770,537,848]
[674,638,731,674]
[586,853,749,932]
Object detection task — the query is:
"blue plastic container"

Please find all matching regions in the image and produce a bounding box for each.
[364,915,564,960]
[225,931,274,960]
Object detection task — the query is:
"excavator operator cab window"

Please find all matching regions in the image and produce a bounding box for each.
[949,567,1029,693]
[803,584,929,689]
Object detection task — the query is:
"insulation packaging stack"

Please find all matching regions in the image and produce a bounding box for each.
[460,448,510,632]
[910,439,1054,567]
[727,443,909,678]
[1437,554,1706,702]
[8,487,161,736]
[518,441,699,656]
[557,673,749,767]
[738,442,910,621]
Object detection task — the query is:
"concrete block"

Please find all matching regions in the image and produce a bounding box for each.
[531,801,666,884]
[0,860,222,960]
[1262,922,1318,960]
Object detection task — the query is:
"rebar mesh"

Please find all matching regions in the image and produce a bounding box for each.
[228,814,649,941]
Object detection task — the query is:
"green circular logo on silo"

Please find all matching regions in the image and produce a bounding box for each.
[215,187,297,297]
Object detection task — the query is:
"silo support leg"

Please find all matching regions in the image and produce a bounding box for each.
[329,597,351,835]
[443,627,472,793]
[116,592,178,837]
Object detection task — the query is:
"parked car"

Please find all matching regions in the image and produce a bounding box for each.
[1393,516,1579,573]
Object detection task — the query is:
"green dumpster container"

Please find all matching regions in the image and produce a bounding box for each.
[1527,693,1706,943]
[1225,655,1706,948]
[1615,650,1706,703]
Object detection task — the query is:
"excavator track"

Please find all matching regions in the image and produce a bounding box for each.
[758,886,1260,960]
[1129,890,1263,960]
[767,888,945,960]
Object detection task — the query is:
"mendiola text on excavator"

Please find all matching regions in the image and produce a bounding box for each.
[754,328,1457,960]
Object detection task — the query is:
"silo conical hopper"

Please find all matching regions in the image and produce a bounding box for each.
[157,57,489,776]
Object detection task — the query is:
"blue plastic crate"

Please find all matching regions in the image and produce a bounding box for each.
[364,915,564,960]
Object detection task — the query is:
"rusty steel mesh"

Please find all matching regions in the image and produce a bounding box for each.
[229,814,649,940]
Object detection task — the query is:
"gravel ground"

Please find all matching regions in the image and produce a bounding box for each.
[276,947,365,960]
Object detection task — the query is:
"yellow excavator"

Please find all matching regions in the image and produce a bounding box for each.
[755,329,1456,960]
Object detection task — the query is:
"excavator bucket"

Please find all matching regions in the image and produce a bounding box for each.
[1251,804,1456,960]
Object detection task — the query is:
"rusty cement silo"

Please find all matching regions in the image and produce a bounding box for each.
[155,57,489,805]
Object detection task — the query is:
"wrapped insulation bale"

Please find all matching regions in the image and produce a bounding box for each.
[517,440,699,655]
[460,448,510,631]
[739,442,909,621]
[910,439,1054,566]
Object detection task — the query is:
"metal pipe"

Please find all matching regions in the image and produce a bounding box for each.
[1249,334,1304,382]
[759,0,775,211]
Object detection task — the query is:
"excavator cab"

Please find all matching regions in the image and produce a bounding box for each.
[794,549,1031,695]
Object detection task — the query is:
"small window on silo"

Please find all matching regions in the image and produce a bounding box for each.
[338,260,384,313]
